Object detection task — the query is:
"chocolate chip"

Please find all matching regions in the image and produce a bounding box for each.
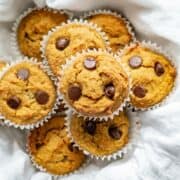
[17,68,30,80]
[84,57,96,70]
[56,37,69,50]
[68,85,82,101]
[35,90,49,105]
[129,56,142,68]
[154,62,165,76]
[133,85,147,98]
[84,121,96,135]
[108,126,122,140]
[7,96,21,109]
[104,84,115,99]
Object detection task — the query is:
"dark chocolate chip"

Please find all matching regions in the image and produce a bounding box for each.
[133,85,147,98]
[17,68,30,80]
[84,121,96,135]
[68,85,82,101]
[108,126,122,140]
[35,90,49,105]
[104,84,115,99]
[129,56,142,68]
[154,62,165,76]
[84,57,96,70]
[56,37,69,50]
[7,96,21,109]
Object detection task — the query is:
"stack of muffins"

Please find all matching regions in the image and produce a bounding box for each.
[0,6,176,176]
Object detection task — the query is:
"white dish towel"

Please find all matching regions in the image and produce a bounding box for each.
[0,0,180,180]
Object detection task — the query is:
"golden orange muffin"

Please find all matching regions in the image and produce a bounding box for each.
[0,61,56,126]
[70,112,129,156]
[60,50,129,117]
[28,116,86,175]
[17,8,69,60]
[86,12,133,52]
[120,43,176,109]
[44,22,108,75]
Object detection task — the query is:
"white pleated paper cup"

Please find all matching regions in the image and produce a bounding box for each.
[40,18,111,76]
[11,7,73,58]
[0,57,61,130]
[81,9,136,50]
[65,110,141,161]
[26,128,90,178]
[58,48,130,121]
[118,40,178,112]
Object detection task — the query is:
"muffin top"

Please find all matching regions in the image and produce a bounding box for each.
[17,9,69,60]
[44,22,108,75]
[87,13,133,52]
[70,112,129,156]
[60,50,129,117]
[0,61,56,125]
[121,43,176,109]
[28,116,86,175]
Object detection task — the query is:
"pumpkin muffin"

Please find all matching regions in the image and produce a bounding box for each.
[69,112,129,156]
[120,43,176,109]
[59,50,129,118]
[43,22,108,75]
[0,61,56,126]
[17,8,69,60]
[86,12,134,52]
[28,116,86,175]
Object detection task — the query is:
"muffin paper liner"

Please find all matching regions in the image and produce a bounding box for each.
[0,57,61,130]
[65,110,141,161]
[81,9,136,46]
[40,18,111,77]
[59,48,130,121]
[118,40,178,112]
[11,7,73,58]
[26,129,90,178]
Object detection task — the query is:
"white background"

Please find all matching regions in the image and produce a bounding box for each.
[0,0,180,180]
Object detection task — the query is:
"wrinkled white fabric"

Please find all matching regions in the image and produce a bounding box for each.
[0,0,180,180]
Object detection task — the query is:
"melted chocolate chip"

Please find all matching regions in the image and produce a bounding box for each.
[84,57,96,70]
[17,68,30,80]
[84,121,96,135]
[56,37,69,50]
[129,56,142,68]
[133,85,147,98]
[68,85,82,101]
[7,96,21,109]
[154,62,165,76]
[104,84,115,99]
[35,90,49,105]
[108,126,122,140]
